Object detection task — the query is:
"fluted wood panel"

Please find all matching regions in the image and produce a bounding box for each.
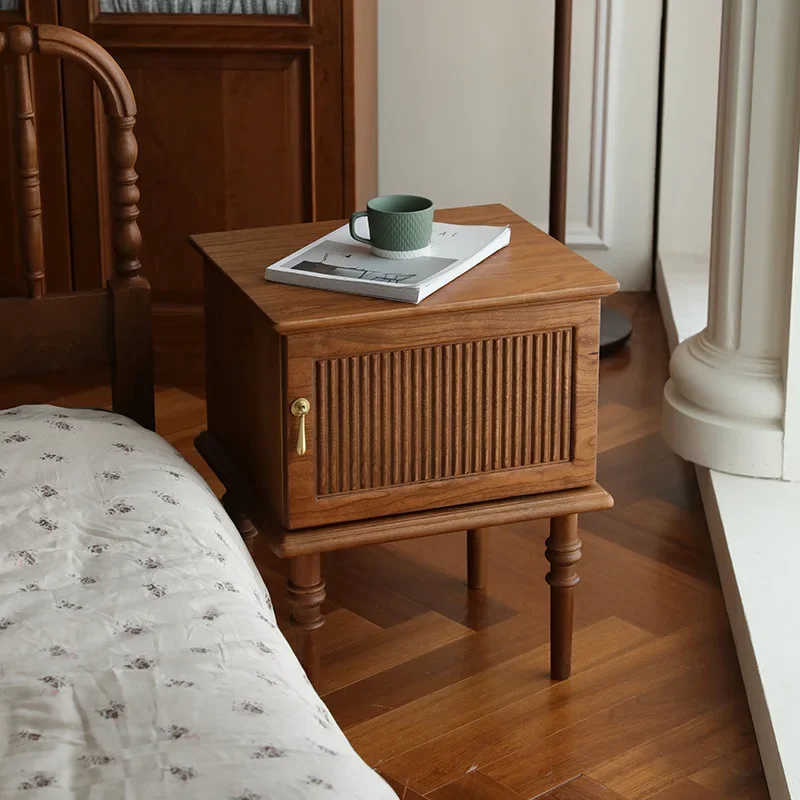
[316,329,574,496]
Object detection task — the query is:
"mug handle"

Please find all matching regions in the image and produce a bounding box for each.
[349,210,371,245]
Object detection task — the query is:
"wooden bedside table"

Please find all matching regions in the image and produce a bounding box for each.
[191,204,618,686]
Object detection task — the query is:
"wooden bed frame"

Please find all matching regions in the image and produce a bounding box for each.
[0,24,154,430]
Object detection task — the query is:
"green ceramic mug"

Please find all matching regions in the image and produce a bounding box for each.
[349,195,434,259]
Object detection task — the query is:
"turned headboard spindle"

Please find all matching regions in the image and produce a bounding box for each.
[6,26,45,300]
[108,116,143,285]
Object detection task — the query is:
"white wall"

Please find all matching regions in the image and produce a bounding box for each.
[658,0,722,259]
[377,0,663,290]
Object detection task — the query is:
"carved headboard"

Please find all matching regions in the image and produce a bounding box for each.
[0,24,154,430]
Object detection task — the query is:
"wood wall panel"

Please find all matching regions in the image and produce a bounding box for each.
[220,54,310,230]
[343,0,377,212]
[113,49,311,301]
[60,0,345,307]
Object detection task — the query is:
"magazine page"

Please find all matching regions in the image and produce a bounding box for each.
[265,223,507,290]
[278,240,456,288]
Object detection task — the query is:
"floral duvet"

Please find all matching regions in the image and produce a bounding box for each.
[0,405,396,799]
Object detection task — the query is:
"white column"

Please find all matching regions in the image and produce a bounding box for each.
[663,0,800,479]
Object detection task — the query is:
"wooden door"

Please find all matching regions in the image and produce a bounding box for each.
[0,0,72,296]
[281,301,601,529]
[60,0,345,372]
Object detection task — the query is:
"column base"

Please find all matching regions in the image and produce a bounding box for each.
[663,332,785,478]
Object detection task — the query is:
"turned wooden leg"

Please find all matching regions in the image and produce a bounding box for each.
[221,492,258,556]
[287,554,326,687]
[466,528,489,590]
[545,513,581,680]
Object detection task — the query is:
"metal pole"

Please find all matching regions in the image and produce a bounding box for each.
[549,0,572,244]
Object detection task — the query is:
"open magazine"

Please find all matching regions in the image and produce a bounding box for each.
[264,221,511,303]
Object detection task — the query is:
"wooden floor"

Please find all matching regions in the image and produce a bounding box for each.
[0,294,769,800]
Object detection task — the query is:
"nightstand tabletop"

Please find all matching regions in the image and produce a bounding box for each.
[191,203,619,334]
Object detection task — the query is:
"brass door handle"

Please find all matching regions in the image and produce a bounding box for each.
[291,398,310,456]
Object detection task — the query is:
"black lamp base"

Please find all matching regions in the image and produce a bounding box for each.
[599,308,633,358]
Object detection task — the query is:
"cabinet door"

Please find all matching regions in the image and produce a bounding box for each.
[0,0,72,296]
[60,0,343,305]
[282,302,601,529]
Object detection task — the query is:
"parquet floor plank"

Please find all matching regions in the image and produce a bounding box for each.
[480,662,742,798]
[595,432,692,509]
[691,750,772,800]
[324,611,550,730]
[598,402,663,454]
[580,497,718,585]
[313,607,383,655]
[638,779,716,800]
[378,623,733,794]
[542,776,630,800]
[318,611,473,695]
[588,701,755,798]
[0,294,771,800]
[378,773,428,800]
[573,529,727,636]
[388,524,613,633]
[350,617,651,767]
[329,544,519,631]
[426,771,526,799]
[318,556,431,629]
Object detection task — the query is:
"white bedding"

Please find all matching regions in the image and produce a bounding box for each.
[0,405,396,799]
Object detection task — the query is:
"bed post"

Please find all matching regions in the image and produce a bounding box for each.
[107,115,154,431]
[34,24,155,430]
